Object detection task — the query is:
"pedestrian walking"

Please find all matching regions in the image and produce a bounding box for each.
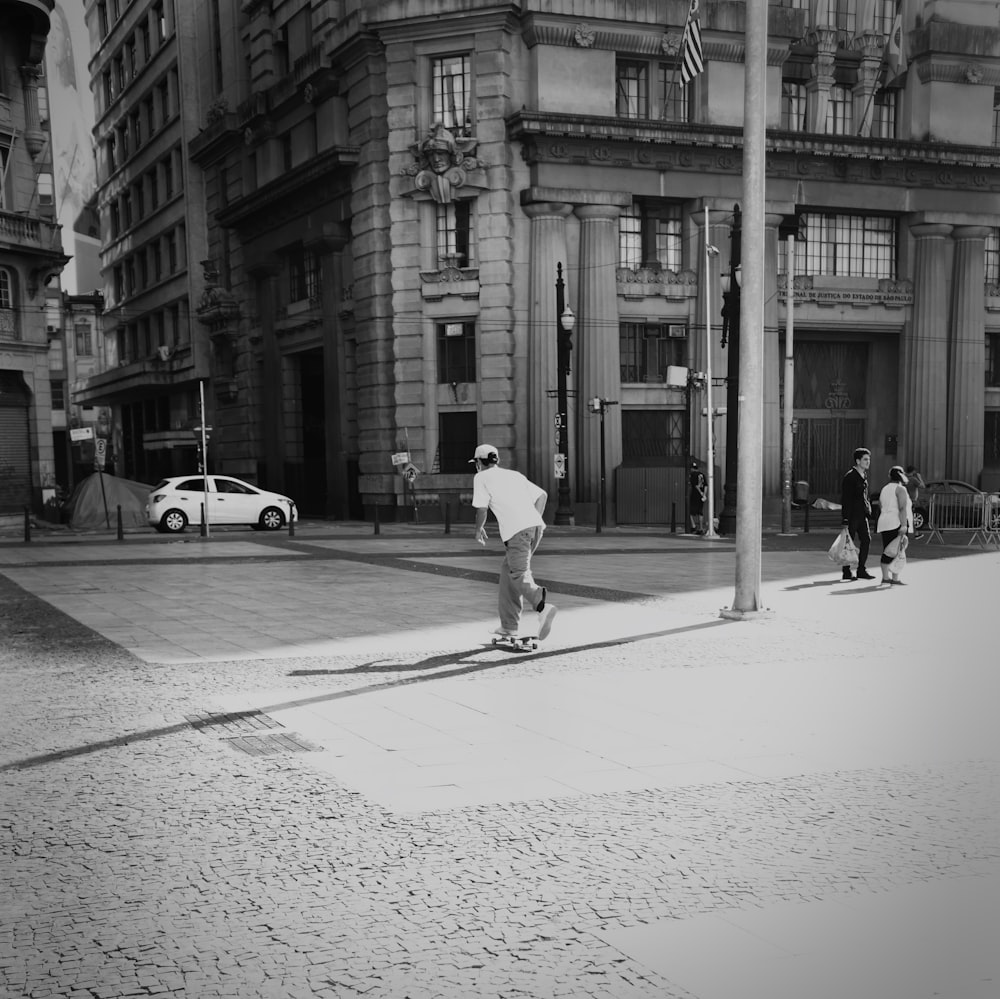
[839,446,875,580]
[905,464,926,538]
[876,465,913,586]
[688,459,707,535]
[471,444,558,640]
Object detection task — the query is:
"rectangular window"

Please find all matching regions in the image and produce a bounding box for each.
[619,206,643,269]
[288,246,319,302]
[616,61,648,120]
[622,409,686,465]
[140,21,151,62]
[986,229,1000,285]
[781,81,807,131]
[148,169,158,208]
[162,154,173,197]
[871,90,896,139]
[656,64,689,123]
[432,54,471,134]
[438,412,478,474]
[102,70,113,107]
[144,96,155,138]
[827,84,852,135]
[653,212,683,272]
[127,35,138,77]
[986,332,1000,388]
[118,122,129,161]
[793,213,896,280]
[122,189,132,228]
[437,321,476,383]
[133,181,144,220]
[994,88,1000,148]
[874,0,895,35]
[831,0,856,33]
[436,200,473,266]
[153,2,166,43]
[158,79,170,124]
[75,323,92,356]
[167,231,177,273]
[109,202,120,238]
[152,241,162,280]
[106,135,116,173]
[619,203,683,271]
[0,268,12,308]
[620,322,686,384]
[98,2,109,37]
[114,54,126,93]
[50,380,65,410]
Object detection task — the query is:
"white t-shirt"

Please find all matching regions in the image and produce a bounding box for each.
[472,466,546,542]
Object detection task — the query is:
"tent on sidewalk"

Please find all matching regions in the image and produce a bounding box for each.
[64,473,152,530]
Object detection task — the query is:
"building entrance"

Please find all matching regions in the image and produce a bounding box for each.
[794,416,866,498]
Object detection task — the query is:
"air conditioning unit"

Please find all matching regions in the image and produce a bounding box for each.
[667,324,688,338]
[156,344,173,361]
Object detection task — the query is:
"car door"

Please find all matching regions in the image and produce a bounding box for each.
[209,477,258,524]
[172,477,211,525]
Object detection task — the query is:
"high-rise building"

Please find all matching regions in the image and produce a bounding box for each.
[80,1,1000,523]
[0,0,70,517]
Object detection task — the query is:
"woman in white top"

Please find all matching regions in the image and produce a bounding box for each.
[875,465,914,586]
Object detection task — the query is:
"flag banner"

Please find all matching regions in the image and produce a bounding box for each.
[885,9,907,82]
[680,0,704,85]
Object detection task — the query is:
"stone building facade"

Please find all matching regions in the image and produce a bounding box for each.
[82,0,1000,521]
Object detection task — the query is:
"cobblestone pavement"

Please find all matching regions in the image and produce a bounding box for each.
[1,526,998,999]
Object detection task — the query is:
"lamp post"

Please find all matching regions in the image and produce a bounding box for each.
[718,204,742,536]
[554,262,576,525]
[588,397,618,533]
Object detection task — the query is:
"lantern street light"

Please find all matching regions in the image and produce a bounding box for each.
[718,204,742,536]
[554,262,576,525]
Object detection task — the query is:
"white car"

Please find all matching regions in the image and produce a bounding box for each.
[147,475,297,533]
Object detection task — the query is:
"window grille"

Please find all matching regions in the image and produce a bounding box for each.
[871,90,896,139]
[986,229,1000,285]
[436,201,473,266]
[782,213,896,280]
[437,322,476,383]
[619,207,643,268]
[827,85,852,135]
[616,61,648,120]
[620,323,686,384]
[288,247,319,303]
[780,82,807,131]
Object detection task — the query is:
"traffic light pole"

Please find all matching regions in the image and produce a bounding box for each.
[718,206,741,537]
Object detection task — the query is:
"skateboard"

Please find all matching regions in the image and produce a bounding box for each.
[490,634,538,652]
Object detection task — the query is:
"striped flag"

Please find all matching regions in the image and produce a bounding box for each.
[680,0,704,85]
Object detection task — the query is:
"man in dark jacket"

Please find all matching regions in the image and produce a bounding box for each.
[840,446,874,580]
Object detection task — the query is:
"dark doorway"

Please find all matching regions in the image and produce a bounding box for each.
[294,349,327,516]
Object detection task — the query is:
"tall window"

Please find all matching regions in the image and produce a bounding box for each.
[993,88,1000,148]
[0,268,11,309]
[986,333,1000,388]
[617,61,648,119]
[827,85,852,135]
[792,213,896,279]
[780,81,807,131]
[985,229,1000,284]
[871,90,896,139]
[75,323,93,356]
[831,0,855,32]
[432,54,471,134]
[619,203,683,271]
[438,412,478,473]
[620,323,686,384]
[437,321,476,383]
[50,380,65,411]
[874,0,896,34]
[436,201,473,266]
[657,65,690,123]
[288,246,319,303]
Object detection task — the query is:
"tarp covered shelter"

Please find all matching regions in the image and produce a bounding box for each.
[64,473,151,529]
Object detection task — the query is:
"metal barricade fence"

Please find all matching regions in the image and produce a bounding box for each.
[925,492,1000,548]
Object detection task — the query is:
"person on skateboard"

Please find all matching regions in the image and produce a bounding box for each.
[470,443,557,641]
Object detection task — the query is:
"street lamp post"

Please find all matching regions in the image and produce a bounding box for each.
[554,262,576,525]
[588,397,618,533]
[718,205,742,536]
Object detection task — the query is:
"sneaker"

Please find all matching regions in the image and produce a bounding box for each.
[492,627,516,637]
[841,568,855,581]
[889,579,907,586]
[537,604,558,641]
[535,587,546,613]
[857,569,876,580]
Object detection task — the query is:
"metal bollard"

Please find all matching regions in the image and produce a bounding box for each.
[671,502,677,534]
[443,499,451,535]
[117,505,124,541]
[23,505,31,543]
[804,502,810,534]
[373,504,380,535]
[288,500,295,537]
[200,503,207,538]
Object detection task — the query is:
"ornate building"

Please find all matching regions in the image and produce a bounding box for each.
[0,0,69,516]
[81,0,1000,521]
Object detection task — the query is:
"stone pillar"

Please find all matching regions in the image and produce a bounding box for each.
[902,222,952,480]
[690,208,726,470]
[851,31,883,137]
[574,204,622,508]
[805,27,838,133]
[762,213,784,495]
[947,226,989,482]
[19,65,46,158]
[524,202,573,499]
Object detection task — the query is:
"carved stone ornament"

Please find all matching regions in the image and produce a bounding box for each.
[402,121,483,204]
[964,63,985,84]
[662,32,682,57]
[197,259,240,329]
[574,23,596,48]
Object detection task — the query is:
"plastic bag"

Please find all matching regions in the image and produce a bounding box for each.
[884,534,908,574]
[828,527,859,567]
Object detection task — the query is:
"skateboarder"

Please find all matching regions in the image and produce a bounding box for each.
[470,444,557,641]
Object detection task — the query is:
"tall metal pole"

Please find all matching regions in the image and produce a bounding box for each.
[728,0,767,615]
[597,403,606,533]
[703,205,719,538]
[200,379,210,538]
[781,233,795,535]
[554,262,573,525]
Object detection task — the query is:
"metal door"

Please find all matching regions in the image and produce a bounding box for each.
[794,417,866,498]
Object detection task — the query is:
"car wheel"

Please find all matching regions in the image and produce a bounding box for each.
[259,506,285,531]
[161,509,188,533]
[912,507,926,530]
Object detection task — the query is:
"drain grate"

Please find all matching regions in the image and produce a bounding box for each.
[184,710,322,755]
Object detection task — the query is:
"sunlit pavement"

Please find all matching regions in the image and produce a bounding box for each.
[1,523,997,998]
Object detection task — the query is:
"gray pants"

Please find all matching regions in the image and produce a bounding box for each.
[499,527,545,632]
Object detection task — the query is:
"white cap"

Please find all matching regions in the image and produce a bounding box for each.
[469,443,499,463]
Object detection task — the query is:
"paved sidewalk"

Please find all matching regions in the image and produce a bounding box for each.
[1,525,997,998]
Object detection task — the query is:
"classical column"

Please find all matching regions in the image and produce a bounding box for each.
[902,223,952,480]
[762,213,784,495]
[947,226,989,482]
[805,28,838,133]
[851,30,884,137]
[574,204,622,508]
[524,202,573,499]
